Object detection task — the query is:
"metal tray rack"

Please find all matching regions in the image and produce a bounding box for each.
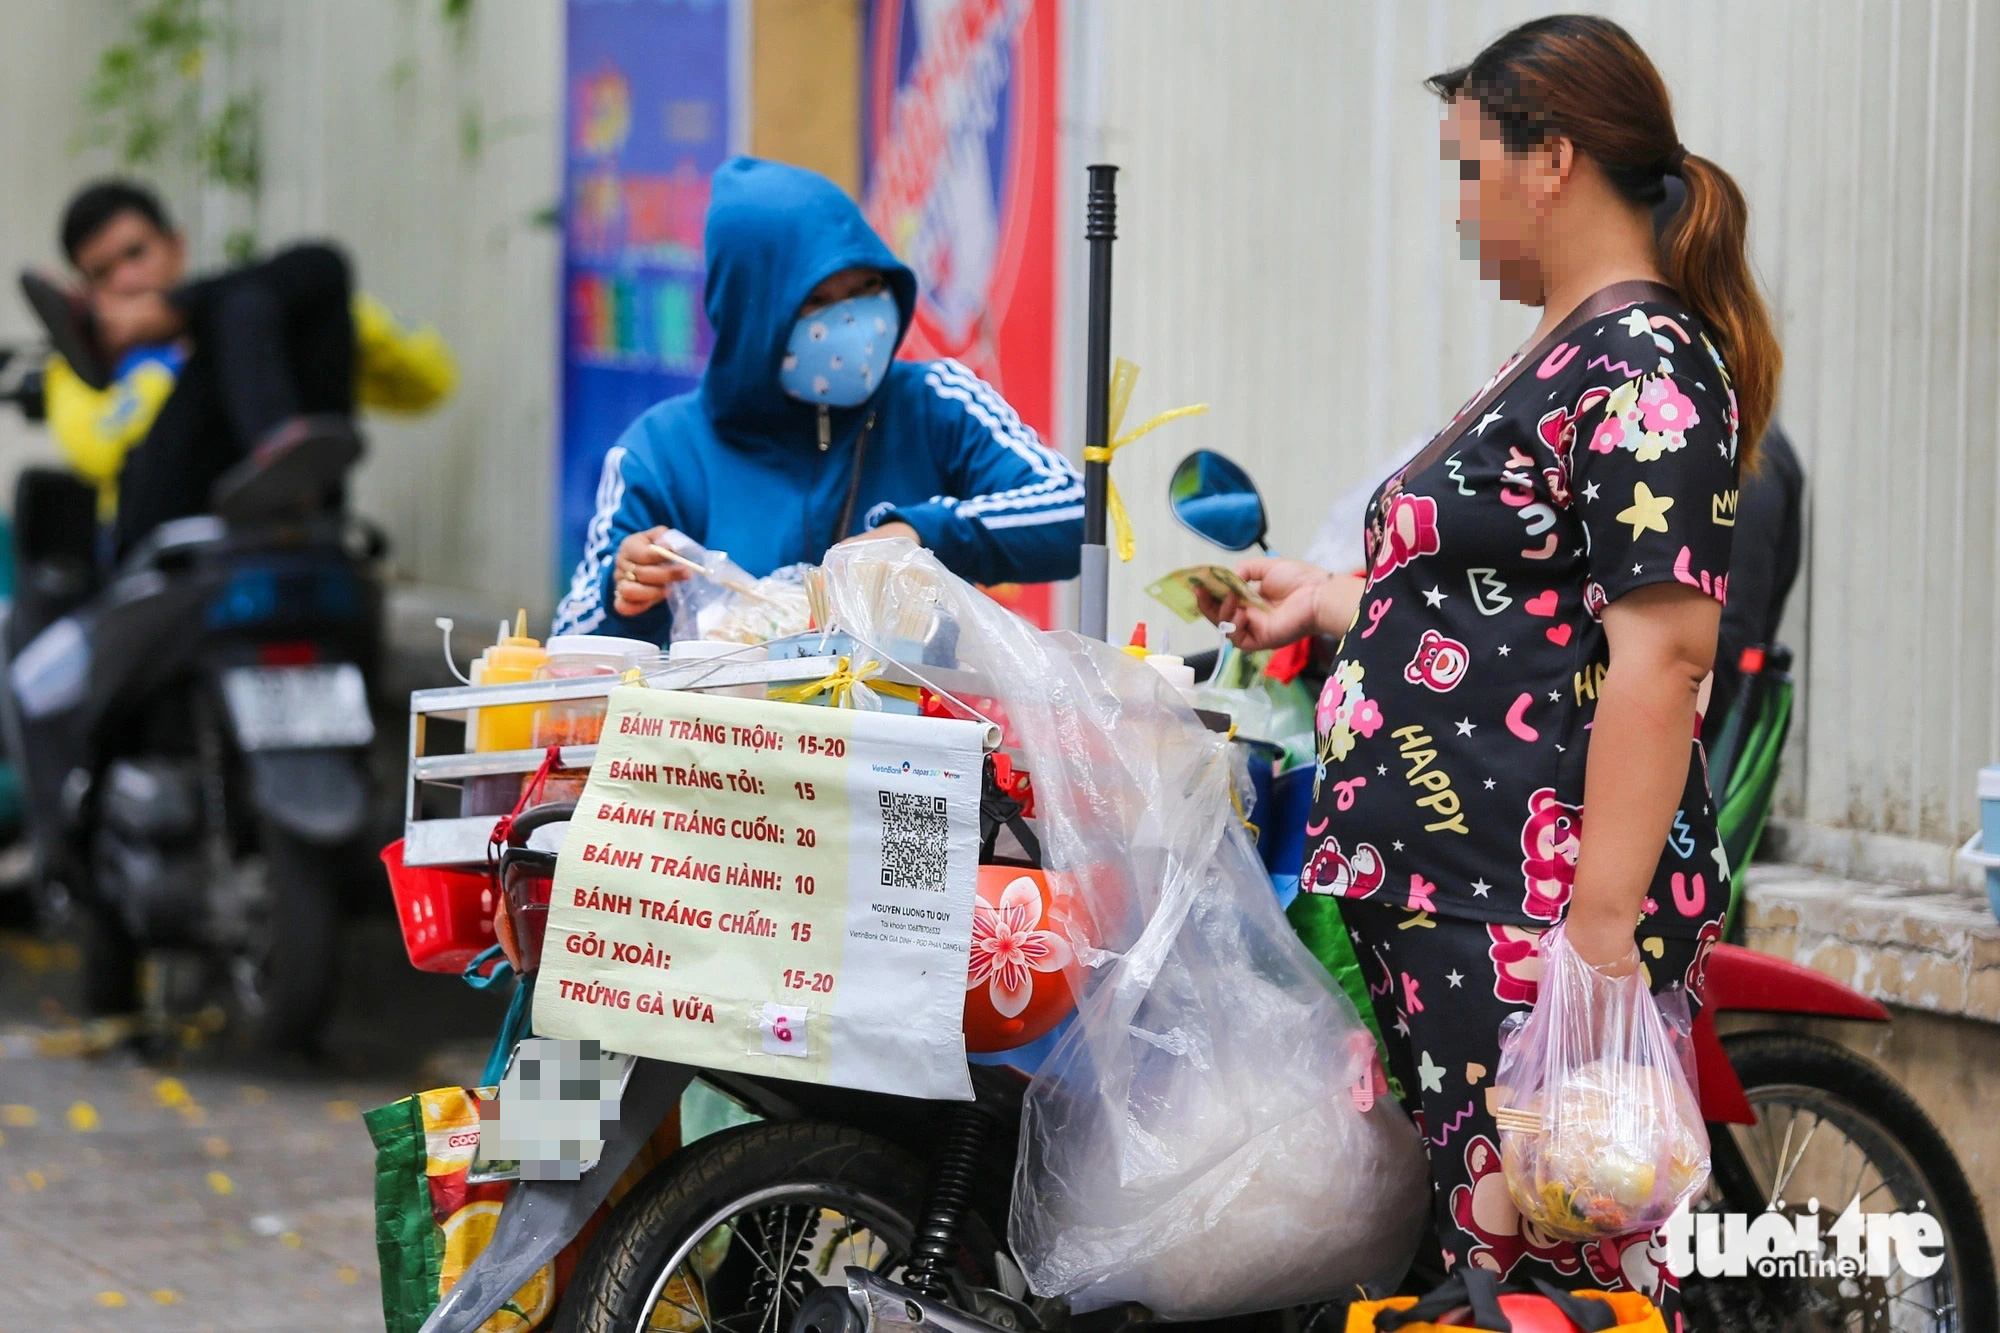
[403,653,999,867]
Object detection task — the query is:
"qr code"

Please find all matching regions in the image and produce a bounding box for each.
[880,791,948,888]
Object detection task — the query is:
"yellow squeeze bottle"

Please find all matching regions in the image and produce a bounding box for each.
[474,610,546,753]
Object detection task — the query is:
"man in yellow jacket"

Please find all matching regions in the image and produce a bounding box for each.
[41,180,455,550]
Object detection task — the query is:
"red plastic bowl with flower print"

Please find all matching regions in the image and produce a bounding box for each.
[963,866,1076,1052]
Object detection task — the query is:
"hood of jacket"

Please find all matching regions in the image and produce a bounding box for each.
[698,157,918,444]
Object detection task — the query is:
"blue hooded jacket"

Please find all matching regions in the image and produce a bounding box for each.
[554,158,1083,639]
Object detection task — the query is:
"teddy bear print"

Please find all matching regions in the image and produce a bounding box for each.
[1300,834,1387,900]
[1487,924,1545,1005]
[1450,1134,1583,1278]
[1369,490,1442,581]
[1685,918,1722,994]
[1519,787,1584,923]
[1583,1230,1678,1304]
[1404,629,1471,693]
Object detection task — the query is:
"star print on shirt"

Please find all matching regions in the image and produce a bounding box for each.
[1446,969,1465,988]
[1392,840,1406,851]
[1483,778,1496,789]
[1394,1015,1410,1038]
[1633,563,1645,575]
[1418,1050,1446,1093]
[1496,644,1511,656]
[1619,308,1652,337]
[1583,480,1601,502]
[1474,408,1504,435]
[1423,586,1448,607]
[1616,481,1676,539]
[1455,718,1476,736]
[1471,879,1491,897]
[1548,689,1563,702]
[1377,765,1388,776]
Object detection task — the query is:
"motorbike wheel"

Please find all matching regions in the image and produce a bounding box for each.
[1683,1030,1997,1332]
[228,823,340,1055]
[559,1120,993,1333]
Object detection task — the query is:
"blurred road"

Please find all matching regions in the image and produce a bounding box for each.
[0,915,509,1332]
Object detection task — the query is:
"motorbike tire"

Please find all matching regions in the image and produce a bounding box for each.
[1686,1029,1997,1332]
[237,824,341,1054]
[559,1119,994,1333]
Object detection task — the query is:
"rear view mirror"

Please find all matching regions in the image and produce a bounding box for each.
[1167,449,1268,551]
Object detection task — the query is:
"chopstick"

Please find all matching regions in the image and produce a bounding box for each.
[650,543,774,603]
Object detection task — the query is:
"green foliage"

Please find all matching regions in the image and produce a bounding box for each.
[77,0,261,199]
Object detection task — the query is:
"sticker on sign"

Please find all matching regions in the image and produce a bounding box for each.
[758,1003,810,1057]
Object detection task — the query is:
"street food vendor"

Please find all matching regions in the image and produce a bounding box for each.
[554,157,1082,640]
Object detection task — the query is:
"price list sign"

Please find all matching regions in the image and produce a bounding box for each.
[532,686,986,1100]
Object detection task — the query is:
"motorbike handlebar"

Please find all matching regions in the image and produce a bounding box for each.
[0,343,47,422]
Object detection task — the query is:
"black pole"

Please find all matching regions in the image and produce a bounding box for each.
[1078,163,1117,641]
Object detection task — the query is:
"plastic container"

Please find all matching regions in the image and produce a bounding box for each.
[1981,766,2000,921]
[529,634,656,802]
[668,638,769,699]
[1144,653,1198,702]
[381,839,497,973]
[473,613,546,751]
[462,613,547,817]
[532,634,657,748]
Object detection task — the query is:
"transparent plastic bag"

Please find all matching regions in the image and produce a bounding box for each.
[817,538,1430,1319]
[661,531,811,644]
[1493,923,1710,1242]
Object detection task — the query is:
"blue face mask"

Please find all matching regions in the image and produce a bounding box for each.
[779,289,899,408]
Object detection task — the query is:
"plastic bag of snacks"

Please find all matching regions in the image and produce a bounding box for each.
[1492,923,1709,1241]
[659,531,810,644]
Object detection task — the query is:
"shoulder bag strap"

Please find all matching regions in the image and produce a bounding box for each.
[1399,279,1680,487]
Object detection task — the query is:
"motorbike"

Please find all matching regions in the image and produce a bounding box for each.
[414,447,1995,1333]
[0,334,387,1053]
[414,166,1994,1331]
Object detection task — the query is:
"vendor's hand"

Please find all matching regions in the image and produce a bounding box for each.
[612,527,692,617]
[839,520,919,546]
[91,289,182,358]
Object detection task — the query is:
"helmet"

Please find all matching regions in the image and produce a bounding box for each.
[961,866,1076,1053]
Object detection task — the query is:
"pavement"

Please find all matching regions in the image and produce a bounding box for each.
[0,914,510,1333]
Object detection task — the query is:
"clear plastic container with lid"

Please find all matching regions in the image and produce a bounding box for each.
[529,635,657,804]
[531,635,659,749]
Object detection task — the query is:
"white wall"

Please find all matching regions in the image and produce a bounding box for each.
[1087,0,2000,847]
[7,1,1995,846]
[0,0,566,620]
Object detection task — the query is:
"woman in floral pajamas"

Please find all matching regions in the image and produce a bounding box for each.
[1209,16,1781,1322]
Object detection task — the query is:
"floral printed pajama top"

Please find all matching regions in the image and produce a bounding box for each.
[1302,296,1742,960]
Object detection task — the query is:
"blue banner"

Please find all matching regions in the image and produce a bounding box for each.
[560,0,735,584]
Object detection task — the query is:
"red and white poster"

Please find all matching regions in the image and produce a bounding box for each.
[863,0,1061,626]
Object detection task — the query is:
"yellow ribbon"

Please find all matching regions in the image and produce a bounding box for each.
[767,656,924,710]
[1080,359,1210,561]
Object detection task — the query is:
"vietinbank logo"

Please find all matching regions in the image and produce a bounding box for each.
[1664,1199,1946,1280]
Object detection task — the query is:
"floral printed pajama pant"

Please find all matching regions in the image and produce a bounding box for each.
[1340,897,1706,1322]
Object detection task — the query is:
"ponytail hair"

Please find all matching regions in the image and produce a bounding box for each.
[1428,15,1780,470]
[1661,154,1780,470]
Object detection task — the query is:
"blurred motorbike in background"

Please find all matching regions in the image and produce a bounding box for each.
[0,326,391,1054]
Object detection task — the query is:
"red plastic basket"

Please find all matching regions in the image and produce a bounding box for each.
[381,839,497,973]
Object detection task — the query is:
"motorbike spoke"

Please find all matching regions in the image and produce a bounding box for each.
[1769,1109,1823,1202]
[649,1275,716,1333]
